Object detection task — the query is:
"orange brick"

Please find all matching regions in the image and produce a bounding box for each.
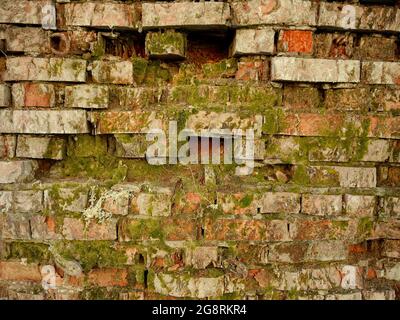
[279,30,313,53]
[0,261,42,282]
[88,268,128,287]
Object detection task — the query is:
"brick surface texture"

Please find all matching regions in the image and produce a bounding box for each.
[0,0,399,301]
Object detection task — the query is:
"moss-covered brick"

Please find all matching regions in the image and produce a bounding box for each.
[146,31,186,59]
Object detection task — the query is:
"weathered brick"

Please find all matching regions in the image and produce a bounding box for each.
[0,191,12,213]
[289,219,350,241]
[0,214,30,239]
[62,217,117,241]
[14,190,43,213]
[0,261,41,282]
[271,57,360,83]
[382,240,400,259]
[259,192,300,214]
[0,0,54,25]
[131,192,172,217]
[5,57,87,82]
[114,134,148,159]
[16,135,65,160]
[372,219,400,239]
[345,195,375,217]
[30,215,60,240]
[354,35,397,61]
[0,160,37,184]
[91,60,133,85]
[324,88,368,111]
[266,112,400,139]
[283,86,321,110]
[318,2,400,32]
[271,266,342,291]
[63,2,140,29]
[0,135,16,158]
[268,241,347,263]
[278,30,313,54]
[0,110,89,134]
[119,218,197,241]
[302,194,342,216]
[142,2,230,29]
[205,219,290,241]
[154,273,224,298]
[363,290,396,301]
[362,61,400,85]
[336,167,376,188]
[0,84,10,107]
[145,31,187,59]
[383,262,400,281]
[65,85,109,109]
[382,197,400,217]
[313,33,354,59]
[232,29,275,56]
[362,140,391,162]
[186,111,263,137]
[88,268,128,287]
[232,0,317,27]
[185,247,219,269]
[88,111,164,134]
[235,59,268,81]
[98,191,129,217]
[12,83,55,108]
[4,26,50,54]
[45,187,88,213]
[370,88,400,112]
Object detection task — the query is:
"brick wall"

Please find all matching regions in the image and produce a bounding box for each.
[0,0,399,300]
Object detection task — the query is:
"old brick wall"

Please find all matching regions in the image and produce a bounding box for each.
[0,0,400,300]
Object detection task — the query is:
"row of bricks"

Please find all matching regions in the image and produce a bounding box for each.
[2,133,400,164]
[1,25,398,62]
[1,0,399,33]
[0,154,399,186]
[2,83,400,112]
[0,211,399,242]
[1,56,400,84]
[1,109,399,140]
[1,186,399,216]
[0,259,398,297]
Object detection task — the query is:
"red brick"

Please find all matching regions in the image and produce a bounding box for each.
[88,268,128,287]
[279,30,313,54]
[0,261,41,282]
[62,217,117,240]
[204,219,290,241]
[235,60,268,81]
[289,220,350,241]
[24,83,53,107]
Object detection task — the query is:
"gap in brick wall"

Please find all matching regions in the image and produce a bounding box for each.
[104,32,145,59]
[186,30,233,67]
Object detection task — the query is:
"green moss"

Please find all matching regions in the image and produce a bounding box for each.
[239,194,253,208]
[53,241,127,273]
[357,217,374,238]
[126,219,164,241]
[80,287,120,300]
[292,165,311,185]
[44,138,64,159]
[146,31,186,57]
[202,58,237,79]
[131,57,148,85]
[8,242,51,263]
[332,220,349,230]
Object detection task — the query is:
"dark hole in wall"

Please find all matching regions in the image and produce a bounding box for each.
[50,33,69,55]
[104,32,145,59]
[138,254,145,265]
[186,30,233,67]
[143,269,148,289]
